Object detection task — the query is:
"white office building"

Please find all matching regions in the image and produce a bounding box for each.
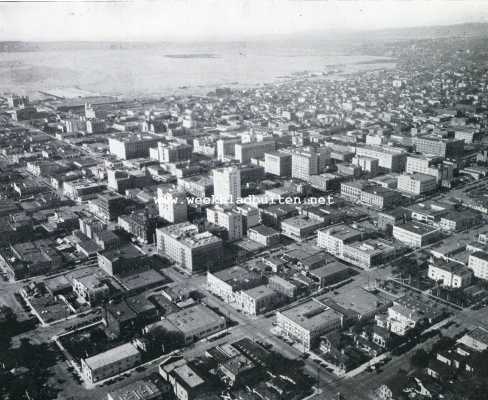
[213,167,241,204]
[158,187,188,223]
[206,206,243,242]
[468,252,488,281]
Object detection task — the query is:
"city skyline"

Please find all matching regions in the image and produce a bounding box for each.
[3,3,488,400]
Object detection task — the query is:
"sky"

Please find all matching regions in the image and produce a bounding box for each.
[0,0,487,42]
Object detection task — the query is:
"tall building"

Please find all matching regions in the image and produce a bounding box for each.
[397,173,437,195]
[352,155,379,175]
[150,142,193,163]
[235,141,275,164]
[405,155,454,186]
[177,175,214,198]
[107,169,152,193]
[79,213,106,239]
[108,134,160,160]
[88,192,128,222]
[276,299,343,351]
[97,244,147,276]
[392,222,440,248]
[86,119,106,134]
[118,210,158,244]
[317,224,363,257]
[156,222,223,273]
[157,187,188,223]
[206,206,243,242]
[292,147,319,181]
[413,136,464,158]
[217,137,241,161]
[355,145,406,172]
[213,167,241,204]
[264,151,292,176]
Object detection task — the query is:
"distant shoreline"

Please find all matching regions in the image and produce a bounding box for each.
[164,53,218,59]
[0,52,396,100]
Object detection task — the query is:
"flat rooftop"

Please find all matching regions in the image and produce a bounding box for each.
[166,304,225,334]
[395,222,439,235]
[119,269,168,291]
[310,261,350,278]
[212,266,259,284]
[281,215,323,229]
[158,222,222,248]
[173,364,204,388]
[279,299,342,331]
[83,342,139,371]
[107,379,161,400]
[265,151,291,159]
[465,327,488,345]
[319,287,384,318]
[249,224,280,236]
[407,173,438,182]
[109,133,160,143]
[99,243,144,261]
[346,238,396,255]
[319,224,362,241]
[471,251,488,262]
[242,285,276,300]
[430,260,470,275]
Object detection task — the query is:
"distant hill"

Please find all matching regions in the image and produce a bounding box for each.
[1,23,488,52]
[359,22,488,41]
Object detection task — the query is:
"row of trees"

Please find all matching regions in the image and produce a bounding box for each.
[0,306,60,400]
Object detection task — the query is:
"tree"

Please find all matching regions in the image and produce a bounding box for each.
[471,349,488,378]
[0,338,60,400]
[145,326,184,355]
[430,336,455,356]
[410,349,430,368]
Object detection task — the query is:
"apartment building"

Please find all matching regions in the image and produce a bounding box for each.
[156,222,223,273]
[177,175,213,198]
[355,145,406,172]
[352,155,379,174]
[428,261,473,288]
[413,136,464,158]
[291,146,330,181]
[392,222,441,248]
[108,134,160,160]
[360,185,403,210]
[237,285,280,316]
[158,188,188,224]
[235,140,275,164]
[163,304,227,345]
[397,173,438,195]
[264,151,292,176]
[276,299,343,351]
[81,343,141,384]
[405,155,454,185]
[248,224,281,247]
[150,141,192,163]
[206,266,264,304]
[206,206,243,242]
[342,239,398,270]
[340,180,369,202]
[213,166,241,204]
[317,224,363,257]
[468,252,488,281]
[280,215,324,241]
